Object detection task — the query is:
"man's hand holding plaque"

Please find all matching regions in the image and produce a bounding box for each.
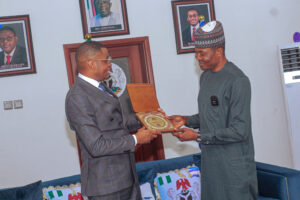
[135,127,161,144]
[158,108,198,141]
[158,108,187,129]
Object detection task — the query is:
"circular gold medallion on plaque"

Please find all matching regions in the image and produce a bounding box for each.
[144,115,168,130]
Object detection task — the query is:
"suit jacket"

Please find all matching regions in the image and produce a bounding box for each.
[182,26,192,47]
[65,77,141,197]
[0,45,28,66]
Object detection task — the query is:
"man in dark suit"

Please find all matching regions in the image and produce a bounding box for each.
[182,9,200,47]
[0,26,27,67]
[65,41,161,200]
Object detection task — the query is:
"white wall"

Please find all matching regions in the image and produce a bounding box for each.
[0,0,299,188]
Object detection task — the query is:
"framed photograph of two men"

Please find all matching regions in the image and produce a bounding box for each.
[79,0,130,38]
[172,0,216,54]
[0,15,36,77]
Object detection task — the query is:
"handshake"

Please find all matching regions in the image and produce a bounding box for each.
[135,108,198,144]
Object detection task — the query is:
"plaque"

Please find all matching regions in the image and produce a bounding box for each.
[127,83,175,132]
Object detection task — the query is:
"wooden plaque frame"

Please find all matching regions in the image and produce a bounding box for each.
[126,83,174,132]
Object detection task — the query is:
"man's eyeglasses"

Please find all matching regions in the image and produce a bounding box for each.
[188,14,198,18]
[0,36,14,43]
[93,56,112,64]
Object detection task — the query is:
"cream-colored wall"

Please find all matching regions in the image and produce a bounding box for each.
[0,0,298,188]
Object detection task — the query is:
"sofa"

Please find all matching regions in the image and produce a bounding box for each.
[1,153,300,200]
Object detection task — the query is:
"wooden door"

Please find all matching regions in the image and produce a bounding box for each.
[63,36,165,164]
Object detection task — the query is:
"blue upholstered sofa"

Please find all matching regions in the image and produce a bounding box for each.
[136,154,300,200]
[1,153,300,200]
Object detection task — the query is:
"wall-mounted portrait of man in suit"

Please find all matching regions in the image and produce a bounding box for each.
[179,4,211,47]
[172,0,215,54]
[80,0,130,38]
[90,0,123,30]
[0,15,36,77]
[0,25,28,67]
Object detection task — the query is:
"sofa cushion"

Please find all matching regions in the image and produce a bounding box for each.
[0,180,42,200]
[257,170,288,200]
[136,153,201,196]
[137,166,155,185]
[140,182,155,200]
[136,167,156,196]
[154,165,201,200]
[42,182,83,200]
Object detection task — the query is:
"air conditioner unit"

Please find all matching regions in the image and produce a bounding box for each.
[278,43,300,169]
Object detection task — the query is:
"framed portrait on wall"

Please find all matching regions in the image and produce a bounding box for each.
[79,0,130,38]
[0,15,36,77]
[171,0,215,54]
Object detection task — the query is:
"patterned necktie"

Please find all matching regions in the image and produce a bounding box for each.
[6,55,11,64]
[98,82,114,97]
[192,26,196,41]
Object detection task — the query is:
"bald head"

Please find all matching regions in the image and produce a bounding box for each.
[76,41,106,73]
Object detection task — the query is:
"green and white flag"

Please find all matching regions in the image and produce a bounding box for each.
[157,175,172,186]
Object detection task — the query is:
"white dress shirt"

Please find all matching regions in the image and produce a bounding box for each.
[4,47,16,64]
[190,23,200,39]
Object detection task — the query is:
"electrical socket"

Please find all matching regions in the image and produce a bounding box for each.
[14,99,23,109]
[3,101,13,110]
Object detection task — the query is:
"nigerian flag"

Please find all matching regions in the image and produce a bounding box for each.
[47,190,63,199]
[44,186,81,200]
[86,0,96,18]
[157,175,172,186]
